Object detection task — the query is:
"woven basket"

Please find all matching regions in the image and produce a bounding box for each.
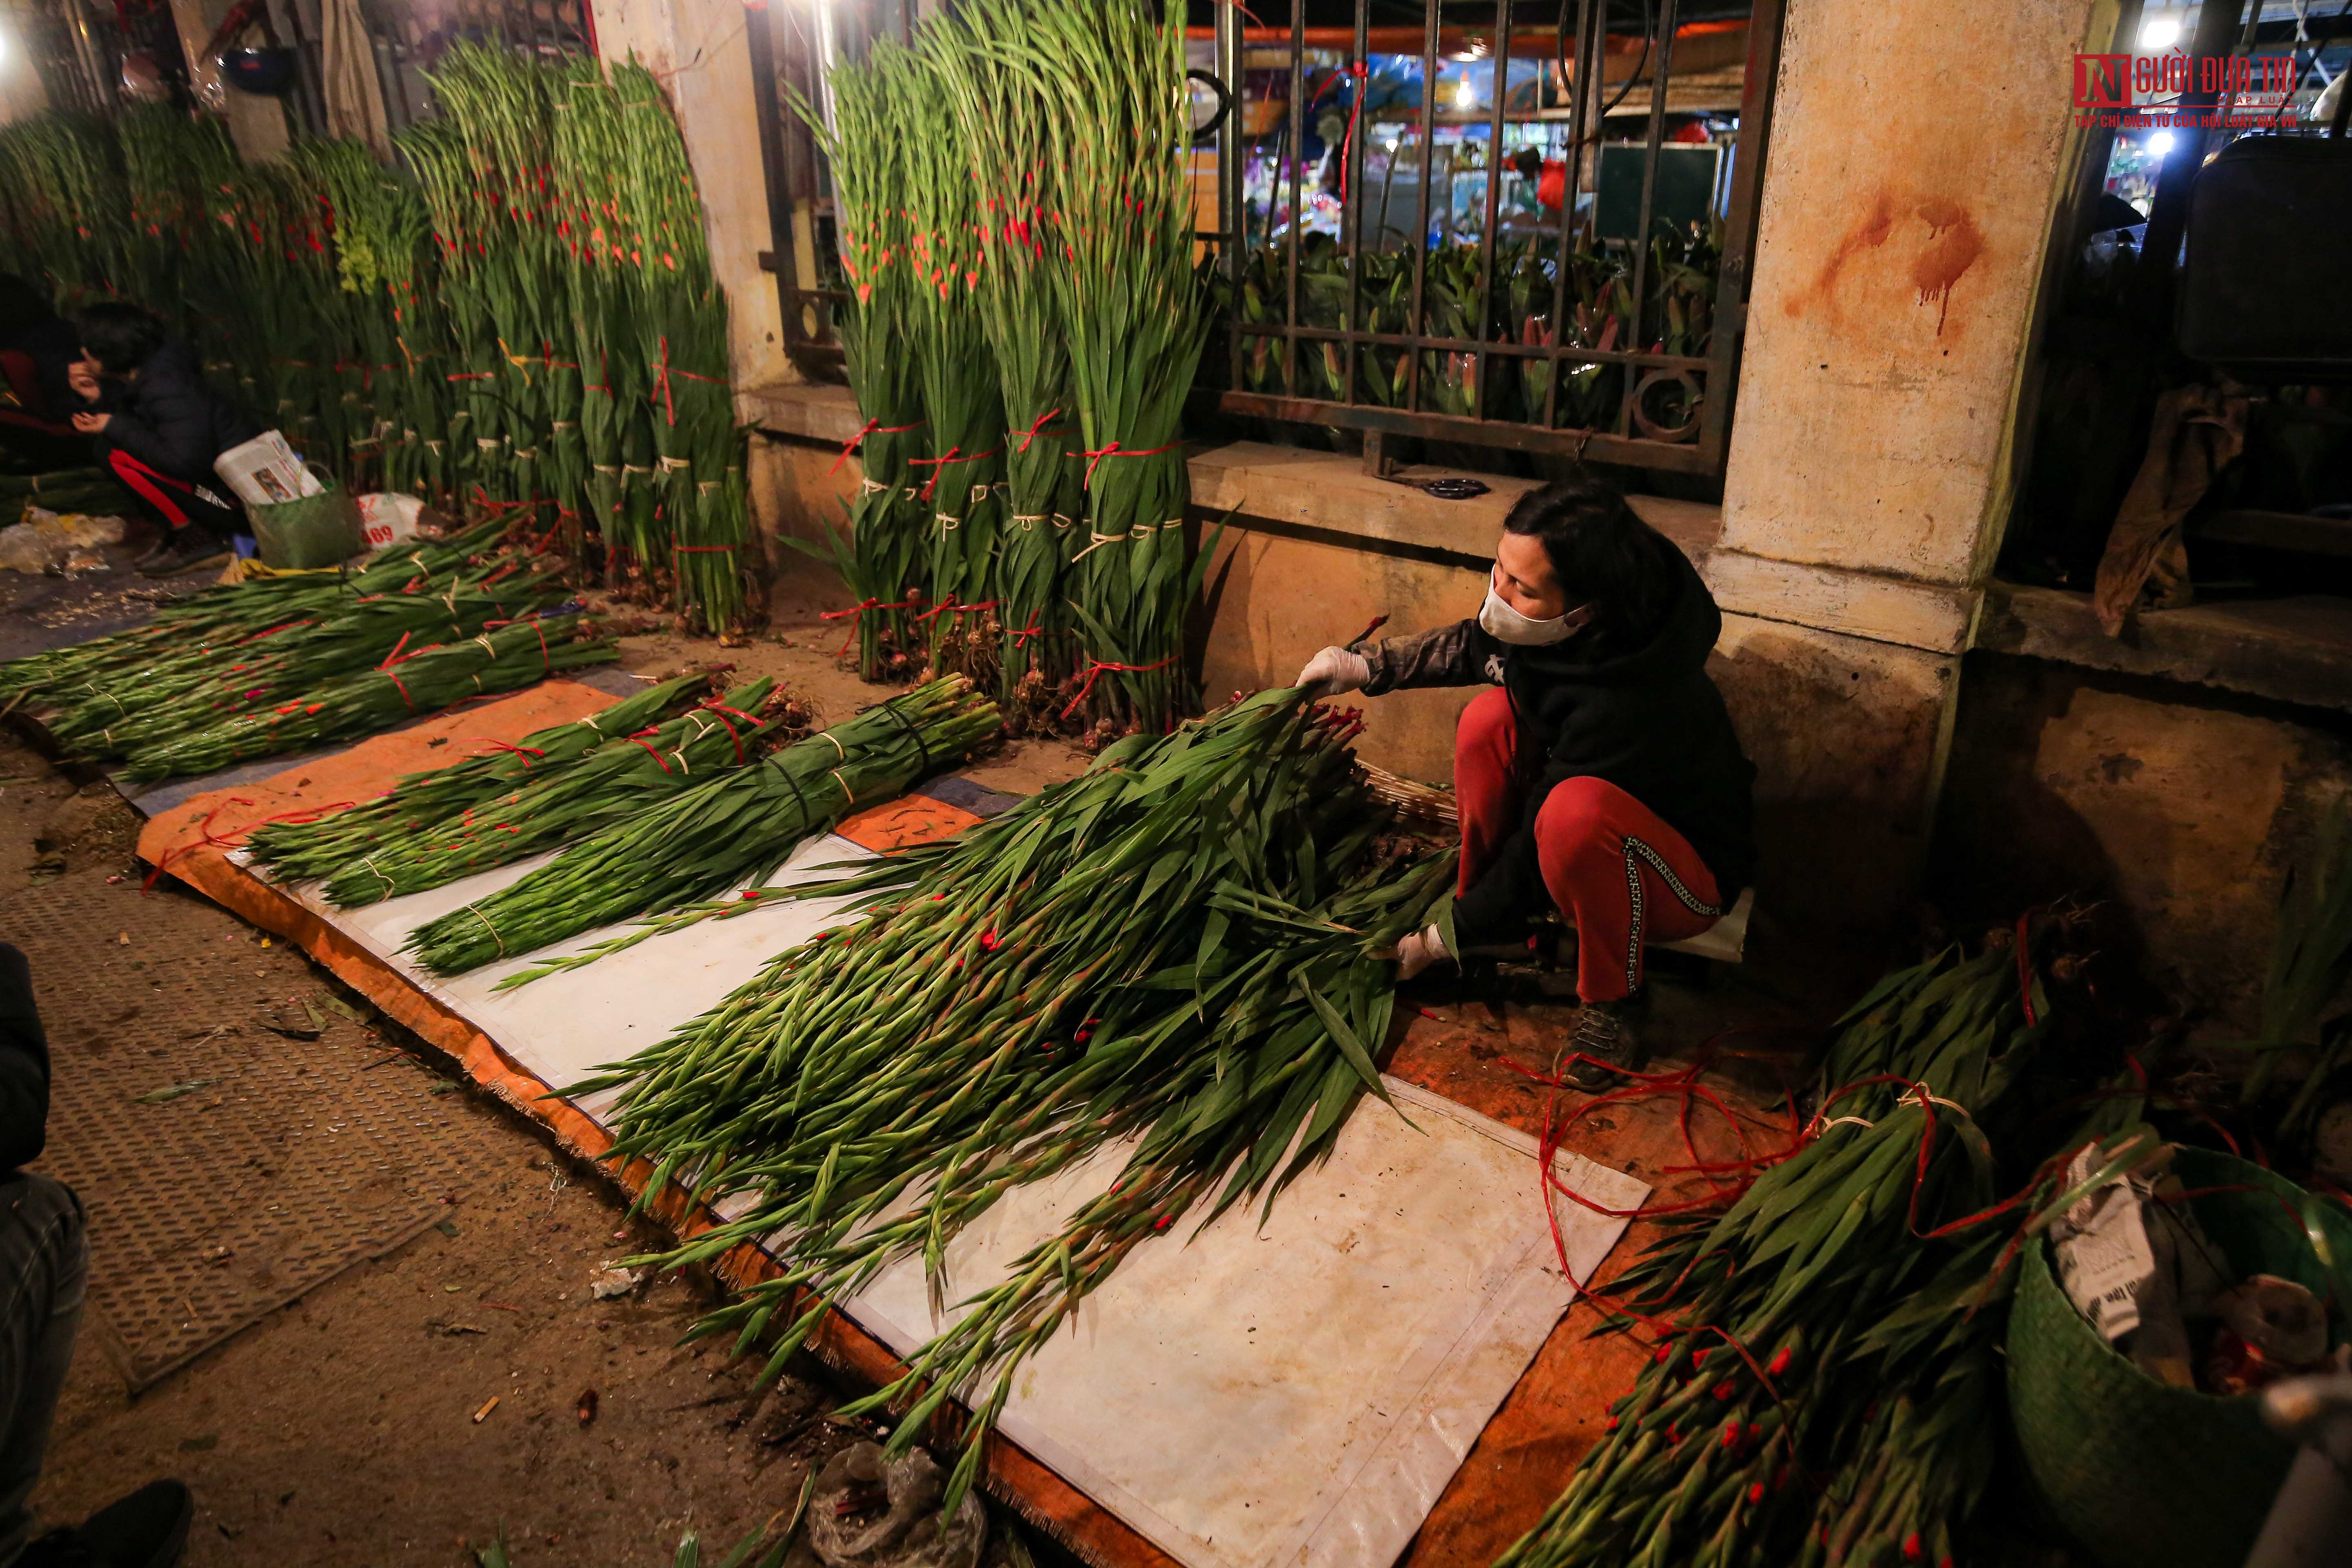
[2006,1147,2352,1568]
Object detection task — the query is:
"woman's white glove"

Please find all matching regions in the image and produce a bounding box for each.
[1385,923,1450,981]
[1296,645,1372,699]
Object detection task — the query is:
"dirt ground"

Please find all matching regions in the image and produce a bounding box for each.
[0,606,1092,1567]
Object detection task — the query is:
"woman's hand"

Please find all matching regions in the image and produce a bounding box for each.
[1376,924,1450,981]
[70,411,110,435]
[1295,645,1371,699]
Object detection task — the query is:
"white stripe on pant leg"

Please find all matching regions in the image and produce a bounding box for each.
[1621,836,1725,993]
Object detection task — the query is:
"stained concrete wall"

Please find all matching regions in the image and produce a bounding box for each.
[1713,0,2121,637]
[1935,658,2352,1033]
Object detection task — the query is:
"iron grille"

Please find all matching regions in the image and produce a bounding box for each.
[751,1,1781,478]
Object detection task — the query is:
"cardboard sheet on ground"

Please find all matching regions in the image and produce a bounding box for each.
[145,683,1650,1568]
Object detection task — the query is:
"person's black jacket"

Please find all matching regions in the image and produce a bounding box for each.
[0,943,49,1172]
[89,341,261,480]
[1355,529,1756,946]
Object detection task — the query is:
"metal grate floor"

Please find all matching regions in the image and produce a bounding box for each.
[13,871,491,1389]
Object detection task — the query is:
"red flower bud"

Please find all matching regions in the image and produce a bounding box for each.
[1902,1534,1922,1561]
[1747,1483,1764,1505]
[1767,1345,1793,1377]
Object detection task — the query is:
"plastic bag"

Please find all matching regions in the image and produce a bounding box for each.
[0,507,127,574]
[356,492,425,552]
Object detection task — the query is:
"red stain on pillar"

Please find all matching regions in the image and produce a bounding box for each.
[1910,197,1986,336]
[1788,187,1898,316]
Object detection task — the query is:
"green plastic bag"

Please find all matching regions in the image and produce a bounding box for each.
[247,468,364,569]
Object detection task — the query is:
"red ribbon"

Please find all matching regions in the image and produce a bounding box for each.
[1080,440,1180,488]
[831,418,926,475]
[483,618,552,674]
[627,726,673,773]
[907,445,1004,502]
[1013,408,1064,454]
[1059,653,1178,721]
[818,597,920,657]
[467,740,548,767]
[912,597,1000,626]
[652,336,728,427]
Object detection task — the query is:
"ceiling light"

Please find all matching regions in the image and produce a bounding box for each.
[2140,16,2181,49]
[1454,78,1477,109]
[2147,130,2175,156]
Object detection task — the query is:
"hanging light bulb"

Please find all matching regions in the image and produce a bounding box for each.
[1454,77,1477,110]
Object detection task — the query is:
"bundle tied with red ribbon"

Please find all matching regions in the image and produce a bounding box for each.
[922,0,1087,700]
[120,615,619,784]
[1492,913,2137,1568]
[789,42,933,680]
[41,552,564,765]
[1021,0,1210,733]
[310,675,784,909]
[550,689,1450,1524]
[411,673,999,978]
[895,32,1009,676]
[246,669,711,886]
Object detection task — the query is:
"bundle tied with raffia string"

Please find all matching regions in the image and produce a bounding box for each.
[120,616,619,783]
[409,675,999,976]
[553,689,1451,1524]
[245,670,712,884]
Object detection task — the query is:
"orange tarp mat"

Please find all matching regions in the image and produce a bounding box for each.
[129,684,1724,1568]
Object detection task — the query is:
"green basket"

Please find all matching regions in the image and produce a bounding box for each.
[247,470,364,569]
[2006,1147,2352,1568]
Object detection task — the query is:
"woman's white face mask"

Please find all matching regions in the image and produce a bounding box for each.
[1479,566,1592,646]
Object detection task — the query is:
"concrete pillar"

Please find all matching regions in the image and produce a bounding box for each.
[0,30,50,125]
[1700,0,2125,968]
[590,0,791,394]
[166,0,292,162]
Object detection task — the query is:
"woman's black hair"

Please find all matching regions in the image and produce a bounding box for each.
[77,302,165,376]
[1501,469,1672,642]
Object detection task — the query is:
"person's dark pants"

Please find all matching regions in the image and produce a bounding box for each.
[0,1174,86,1564]
[105,450,241,542]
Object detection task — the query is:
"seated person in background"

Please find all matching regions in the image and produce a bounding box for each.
[1295,471,1756,1087]
[68,302,260,578]
[1,943,191,1567]
[0,276,87,472]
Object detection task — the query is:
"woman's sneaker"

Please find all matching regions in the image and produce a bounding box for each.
[133,531,228,577]
[1565,989,1652,1089]
[17,1479,193,1568]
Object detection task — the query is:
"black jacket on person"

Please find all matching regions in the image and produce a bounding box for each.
[88,341,261,481]
[1355,528,1757,947]
[0,943,48,1173]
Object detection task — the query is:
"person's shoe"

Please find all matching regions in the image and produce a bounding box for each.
[134,532,229,577]
[1565,989,1653,1090]
[17,1480,193,1568]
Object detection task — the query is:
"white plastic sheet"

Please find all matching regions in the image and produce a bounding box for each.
[234,835,1649,1568]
